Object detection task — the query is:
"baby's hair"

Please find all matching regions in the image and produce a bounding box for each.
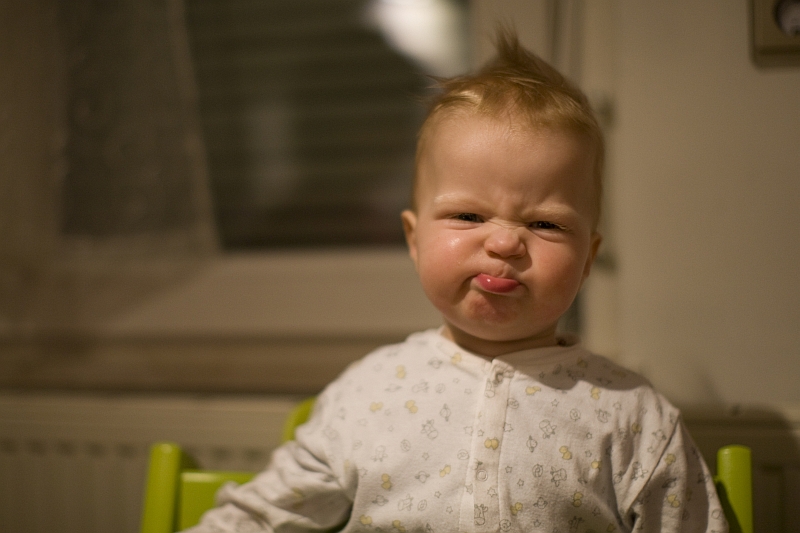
[412,28,604,228]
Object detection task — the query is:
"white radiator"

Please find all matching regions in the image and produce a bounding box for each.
[0,392,297,533]
[1,393,799,533]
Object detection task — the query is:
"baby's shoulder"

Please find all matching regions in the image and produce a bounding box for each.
[339,328,441,374]
[315,329,444,401]
[540,350,681,430]
[565,351,650,388]
[595,356,679,428]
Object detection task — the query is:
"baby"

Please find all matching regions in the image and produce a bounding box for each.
[188,31,727,533]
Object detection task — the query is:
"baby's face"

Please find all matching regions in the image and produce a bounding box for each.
[402,112,601,357]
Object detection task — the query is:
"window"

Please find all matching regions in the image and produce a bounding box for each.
[185,0,470,248]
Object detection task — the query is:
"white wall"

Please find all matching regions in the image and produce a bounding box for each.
[614,1,800,406]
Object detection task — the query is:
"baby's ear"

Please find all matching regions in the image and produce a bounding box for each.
[401,210,419,268]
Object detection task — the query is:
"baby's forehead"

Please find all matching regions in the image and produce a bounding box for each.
[425,106,589,146]
[428,106,526,133]
[413,107,602,224]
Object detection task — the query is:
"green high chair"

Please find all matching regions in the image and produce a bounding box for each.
[140,397,752,533]
[140,397,316,533]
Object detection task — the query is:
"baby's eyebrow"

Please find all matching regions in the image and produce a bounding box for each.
[527,205,580,220]
[432,194,580,219]
[430,193,478,206]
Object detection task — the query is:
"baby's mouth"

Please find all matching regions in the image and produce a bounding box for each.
[474,273,520,294]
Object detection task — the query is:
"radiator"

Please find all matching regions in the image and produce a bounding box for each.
[1,392,799,533]
[0,392,297,533]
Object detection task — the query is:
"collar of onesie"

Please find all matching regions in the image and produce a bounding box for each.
[424,327,589,376]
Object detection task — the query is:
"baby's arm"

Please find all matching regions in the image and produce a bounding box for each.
[627,420,728,533]
[183,441,351,532]
[183,395,354,533]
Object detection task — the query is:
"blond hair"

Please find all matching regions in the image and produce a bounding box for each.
[412,29,604,227]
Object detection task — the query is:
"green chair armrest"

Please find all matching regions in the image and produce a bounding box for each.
[178,470,255,530]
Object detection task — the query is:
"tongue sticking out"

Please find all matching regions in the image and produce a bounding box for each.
[475,273,520,293]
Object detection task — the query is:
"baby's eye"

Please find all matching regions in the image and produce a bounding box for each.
[530,221,562,230]
[454,213,482,223]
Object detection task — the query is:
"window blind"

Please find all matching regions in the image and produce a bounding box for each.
[185,0,432,248]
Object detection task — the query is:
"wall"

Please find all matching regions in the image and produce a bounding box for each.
[614,0,800,407]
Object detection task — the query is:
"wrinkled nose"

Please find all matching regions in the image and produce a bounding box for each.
[484,224,526,258]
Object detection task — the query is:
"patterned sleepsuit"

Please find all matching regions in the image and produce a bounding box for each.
[186,329,728,533]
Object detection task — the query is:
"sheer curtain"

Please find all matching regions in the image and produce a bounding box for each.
[0,0,217,334]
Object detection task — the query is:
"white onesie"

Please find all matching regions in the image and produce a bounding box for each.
[187,329,727,533]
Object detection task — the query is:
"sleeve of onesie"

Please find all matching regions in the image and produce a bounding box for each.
[627,419,729,533]
[182,389,356,533]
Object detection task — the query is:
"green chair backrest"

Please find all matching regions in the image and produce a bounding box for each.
[281,396,316,443]
[714,445,753,533]
[142,399,751,533]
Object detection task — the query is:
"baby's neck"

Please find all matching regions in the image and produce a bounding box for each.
[441,323,560,358]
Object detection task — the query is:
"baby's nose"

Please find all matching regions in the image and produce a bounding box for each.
[484,222,526,258]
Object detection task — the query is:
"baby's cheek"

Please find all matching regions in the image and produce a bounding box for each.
[418,246,459,280]
[416,266,454,309]
[538,250,586,288]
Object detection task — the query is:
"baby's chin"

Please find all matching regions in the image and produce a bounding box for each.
[459,290,526,323]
